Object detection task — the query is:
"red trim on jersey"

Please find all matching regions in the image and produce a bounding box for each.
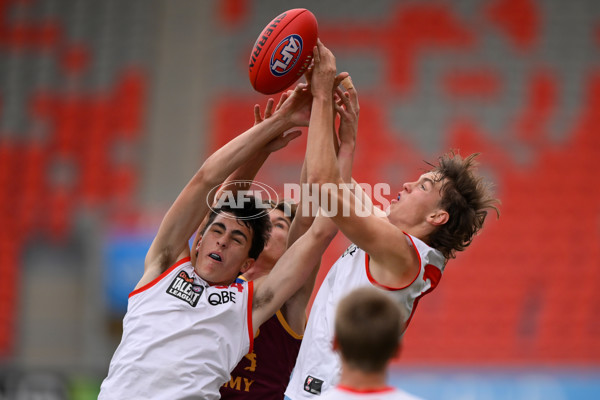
[238,274,303,339]
[336,385,395,393]
[365,232,421,290]
[128,257,191,298]
[404,264,442,327]
[247,280,254,354]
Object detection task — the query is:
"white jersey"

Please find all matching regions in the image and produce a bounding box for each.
[285,234,444,399]
[320,386,424,400]
[99,257,254,400]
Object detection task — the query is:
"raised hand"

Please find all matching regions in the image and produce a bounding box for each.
[311,40,350,98]
[335,76,359,147]
[253,97,302,153]
[273,82,313,127]
[264,130,302,153]
[253,98,275,126]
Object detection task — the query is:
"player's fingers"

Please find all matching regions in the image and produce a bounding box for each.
[313,45,320,64]
[304,64,313,84]
[348,91,359,111]
[284,129,302,143]
[340,76,359,109]
[337,90,354,116]
[334,102,344,115]
[334,72,350,88]
[340,76,354,91]
[334,90,346,108]
[254,104,261,123]
[350,90,359,112]
[276,92,289,111]
[335,87,350,105]
[264,98,275,118]
[295,82,308,92]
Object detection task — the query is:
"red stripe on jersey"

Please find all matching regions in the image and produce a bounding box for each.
[336,385,395,393]
[404,264,442,327]
[129,257,191,298]
[365,232,422,290]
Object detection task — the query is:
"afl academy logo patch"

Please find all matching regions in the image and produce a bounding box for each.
[270,34,303,77]
[167,271,204,307]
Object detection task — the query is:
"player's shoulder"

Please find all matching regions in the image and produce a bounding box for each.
[132,256,192,295]
[402,233,445,269]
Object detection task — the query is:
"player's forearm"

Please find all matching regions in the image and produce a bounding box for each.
[253,221,333,327]
[282,213,337,331]
[217,150,270,198]
[306,96,340,187]
[231,150,270,181]
[149,117,290,267]
[337,141,355,183]
[202,116,289,185]
[287,154,314,248]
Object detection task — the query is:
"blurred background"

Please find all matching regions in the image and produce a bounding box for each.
[0,0,599,398]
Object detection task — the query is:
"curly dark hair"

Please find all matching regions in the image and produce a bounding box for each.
[427,151,500,260]
[201,197,272,260]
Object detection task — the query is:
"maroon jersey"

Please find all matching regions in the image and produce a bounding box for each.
[220,309,302,399]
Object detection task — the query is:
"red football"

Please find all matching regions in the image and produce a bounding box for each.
[249,8,318,95]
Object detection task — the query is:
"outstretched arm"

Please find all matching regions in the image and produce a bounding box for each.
[252,71,359,332]
[139,85,312,290]
[280,84,359,333]
[217,94,302,197]
[306,40,417,289]
[251,210,334,331]
[187,95,303,266]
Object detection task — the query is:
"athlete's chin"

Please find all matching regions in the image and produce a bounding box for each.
[196,264,217,280]
[197,266,235,286]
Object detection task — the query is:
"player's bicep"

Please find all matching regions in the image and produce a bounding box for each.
[330,185,408,261]
[350,178,387,218]
[252,226,328,330]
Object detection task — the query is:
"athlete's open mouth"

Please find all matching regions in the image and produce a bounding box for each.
[208,253,222,262]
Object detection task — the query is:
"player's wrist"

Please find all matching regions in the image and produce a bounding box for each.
[338,136,356,150]
[265,112,293,133]
[312,93,333,106]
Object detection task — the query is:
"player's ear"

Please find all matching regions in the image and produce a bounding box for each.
[194,234,203,248]
[332,335,339,351]
[429,209,449,226]
[240,258,255,274]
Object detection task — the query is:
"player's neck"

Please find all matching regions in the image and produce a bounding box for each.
[393,220,433,246]
[240,259,274,281]
[338,365,388,391]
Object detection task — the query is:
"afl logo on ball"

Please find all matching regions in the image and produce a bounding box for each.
[270,34,303,77]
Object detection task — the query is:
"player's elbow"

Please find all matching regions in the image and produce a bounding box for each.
[309,220,338,244]
[307,162,339,186]
[194,159,217,185]
[306,170,327,187]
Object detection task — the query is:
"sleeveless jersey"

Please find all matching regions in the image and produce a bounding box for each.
[285,233,445,400]
[220,309,302,399]
[320,386,423,400]
[98,257,254,400]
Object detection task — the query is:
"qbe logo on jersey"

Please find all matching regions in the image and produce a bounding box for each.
[270,34,303,76]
